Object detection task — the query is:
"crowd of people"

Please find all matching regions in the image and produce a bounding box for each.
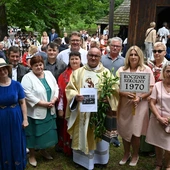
[0,24,170,170]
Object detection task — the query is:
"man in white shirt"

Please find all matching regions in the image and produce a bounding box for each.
[57,31,87,65]
[157,22,170,45]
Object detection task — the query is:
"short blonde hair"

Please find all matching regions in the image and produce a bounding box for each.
[123,45,145,71]
[150,22,156,28]
[28,45,38,56]
[43,31,48,36]
[153,42,167,51]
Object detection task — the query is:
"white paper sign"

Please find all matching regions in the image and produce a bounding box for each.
[80,88,98,112]
[120,72,150,93]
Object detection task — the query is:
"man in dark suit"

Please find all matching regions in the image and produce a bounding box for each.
[8,46,29,82]
[49,28,58,42]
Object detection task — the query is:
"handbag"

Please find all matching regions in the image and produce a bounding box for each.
[160,82,170,134]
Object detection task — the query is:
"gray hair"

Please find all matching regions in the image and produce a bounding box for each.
[160,61,170,79]
[109,37,123,46]
[153,42,167,51]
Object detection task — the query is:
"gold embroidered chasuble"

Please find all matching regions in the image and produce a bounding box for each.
[65,63,119,154]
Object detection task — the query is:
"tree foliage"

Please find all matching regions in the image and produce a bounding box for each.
[0,0,123,38]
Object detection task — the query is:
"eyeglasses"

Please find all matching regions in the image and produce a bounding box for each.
[152,50,165,53]
[88,54,100,58]
[110,44,121,48]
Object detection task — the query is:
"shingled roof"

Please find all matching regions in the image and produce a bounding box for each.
[95,0,130,26]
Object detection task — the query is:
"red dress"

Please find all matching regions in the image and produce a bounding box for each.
[57,67,72,156]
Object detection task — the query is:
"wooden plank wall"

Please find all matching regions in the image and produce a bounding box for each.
[128,0,170,49]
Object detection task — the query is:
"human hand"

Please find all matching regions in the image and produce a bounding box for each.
[50,98,58,105]
[75,94,84,102]
[22,119,29,128]
[47,102,54,108]
[157,117,169,126]
[127,92,136,99]
[132,96,140,108]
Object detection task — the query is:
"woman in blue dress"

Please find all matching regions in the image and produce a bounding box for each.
[0,58,28,170]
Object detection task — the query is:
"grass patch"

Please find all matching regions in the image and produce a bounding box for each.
[25,137,155,170]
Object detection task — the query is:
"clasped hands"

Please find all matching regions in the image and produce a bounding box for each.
[126,92,140,108]
[44,100,56,109]
[157,116,170,127]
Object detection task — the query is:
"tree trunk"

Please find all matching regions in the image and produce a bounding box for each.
[0,4,8,41]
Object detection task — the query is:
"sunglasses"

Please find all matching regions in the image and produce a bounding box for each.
[152,50,165,53]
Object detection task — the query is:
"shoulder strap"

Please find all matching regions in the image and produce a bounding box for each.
[146,29,154,38]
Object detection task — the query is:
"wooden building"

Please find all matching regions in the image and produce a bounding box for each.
[95,0,130,40]
[128,0,170,48]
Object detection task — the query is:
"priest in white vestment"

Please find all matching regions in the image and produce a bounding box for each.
[65,47,119,170]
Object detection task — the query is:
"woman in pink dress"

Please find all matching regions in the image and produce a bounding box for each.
[41,31,49,45]
[146,62,170,170]
[117,46,155,166]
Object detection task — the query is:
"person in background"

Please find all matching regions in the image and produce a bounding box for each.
[65,47,119,170]
[26,45,38,67]
[0,58,28,170]
[146,62,170,170]
[57,31,87,65]
[21,56,59,167]
[41,31,49,46]
[53,37,67,52]
[49,28,58,42]
[157,22,170,45]
[91,34,99,42]
[1,36,11,55]
[35,45,48,60]
[90,40,100,49]
[117,46,155,167]
[122,38,128,58]
[57,51,83,156]
[31,35,40,47]
[101,37,125,76]
[62,37,70,49]
[8,46,29,82]
[144,22,157,60]
[0,42,6,61]
[61,32,68,44]
[13,34,22,48]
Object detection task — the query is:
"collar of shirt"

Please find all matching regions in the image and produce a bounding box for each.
[87,64,100,71]
[107,54,120,62]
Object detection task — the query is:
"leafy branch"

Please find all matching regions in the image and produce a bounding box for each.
[90,70,119,138]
